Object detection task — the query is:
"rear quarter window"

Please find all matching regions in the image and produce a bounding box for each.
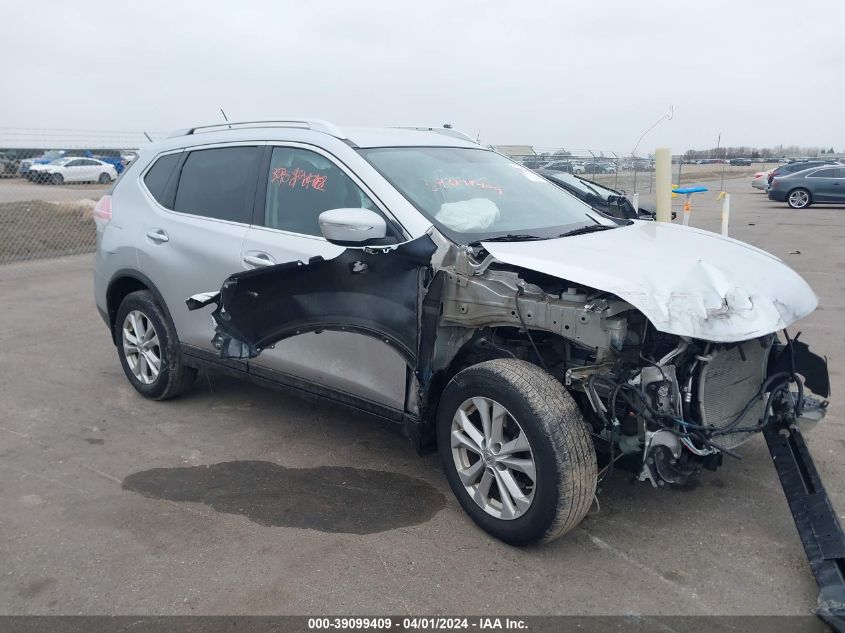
[143,153,182,206]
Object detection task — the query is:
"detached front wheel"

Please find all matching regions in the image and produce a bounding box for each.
[437,359,597,545]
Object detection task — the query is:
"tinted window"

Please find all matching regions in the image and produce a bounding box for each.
[833,168,845,179]
[66,159,84,167]
[808,169,834,178]
[143,153,182,206]
[263,147,378,236]
[174,147,260,221]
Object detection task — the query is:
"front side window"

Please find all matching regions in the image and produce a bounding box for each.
[263,146,378,236]
[359,147,601,243]
[174,146,261,222]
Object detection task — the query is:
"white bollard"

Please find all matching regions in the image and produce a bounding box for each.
[655,148,672,223]
[632,193,639,213]
[721,193,730,236]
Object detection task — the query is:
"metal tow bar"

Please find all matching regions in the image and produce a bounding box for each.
[763,423,845,631]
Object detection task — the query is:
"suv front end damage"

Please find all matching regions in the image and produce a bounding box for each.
[188,228,842,625]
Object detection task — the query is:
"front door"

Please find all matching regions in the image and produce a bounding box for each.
[238,144,413,410]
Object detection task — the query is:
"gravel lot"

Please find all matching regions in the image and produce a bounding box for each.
[0,176,842,616]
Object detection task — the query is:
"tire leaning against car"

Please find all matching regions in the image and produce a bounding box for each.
[437,359,597,545]
[115,290,197,400]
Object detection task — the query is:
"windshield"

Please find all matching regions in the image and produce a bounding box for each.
[359,147,605,243]
[50,158,72,166]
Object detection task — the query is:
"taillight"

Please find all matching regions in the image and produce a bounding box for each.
[93,195,112,229]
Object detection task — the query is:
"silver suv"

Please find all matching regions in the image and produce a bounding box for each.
[94,120,828,545]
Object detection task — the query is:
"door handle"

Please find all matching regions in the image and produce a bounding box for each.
[146,229,169,243]
[243,252,276,268]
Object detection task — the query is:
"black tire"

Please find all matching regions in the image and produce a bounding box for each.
[787,188,811,209]
[51,173,63,185]
[115,290,197,400]
[98,172,111,184]
[437,359,596,545]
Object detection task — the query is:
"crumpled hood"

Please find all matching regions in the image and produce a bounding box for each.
[482,221,818,342]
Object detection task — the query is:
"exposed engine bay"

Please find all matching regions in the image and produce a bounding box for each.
[189,234,830,489]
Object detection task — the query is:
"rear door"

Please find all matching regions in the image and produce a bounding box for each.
[238,144,412,409]
[136,144,262,354]
[806,168,837,202]
[830,168,845,202]
[63,159,86,182]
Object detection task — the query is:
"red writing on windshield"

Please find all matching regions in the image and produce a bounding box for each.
[433,178,502,196]
[271,167,327,191]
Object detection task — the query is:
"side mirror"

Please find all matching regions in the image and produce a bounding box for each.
[318,208,387,246]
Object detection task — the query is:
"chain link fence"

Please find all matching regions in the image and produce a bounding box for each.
[0,128,153,264]
[0,129,779,265]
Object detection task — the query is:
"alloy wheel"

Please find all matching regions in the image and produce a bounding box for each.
[122,310,161,385]
[450,397,536,520]
[789,190,809,208]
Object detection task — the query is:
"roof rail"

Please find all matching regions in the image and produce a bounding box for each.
[394,126,478,144]
[168,119,347,139]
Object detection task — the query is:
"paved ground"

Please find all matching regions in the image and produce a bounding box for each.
[0,176,842,616]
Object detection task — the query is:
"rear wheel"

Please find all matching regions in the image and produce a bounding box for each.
[437,359,596,545]
[115,290,197,400]
[51,173,63,185]
[787,188,811,209]
[98,172,111,184]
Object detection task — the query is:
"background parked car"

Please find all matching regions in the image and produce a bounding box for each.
[27,157,117,185]
[730,158,752,166]
[536,169,657,220]
[0,151,20,176]
[582,161,615,174]
[752,169,774,190]
[767,160,841,186]
[540,160,576,173]
[768,165,845,209]
[18,148,129,176]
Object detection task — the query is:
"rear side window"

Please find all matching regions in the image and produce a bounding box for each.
[174,147,261,222]
[808,168,834,178]
[143,153,182,206]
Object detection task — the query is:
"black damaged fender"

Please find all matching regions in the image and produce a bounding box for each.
[187,236,438,365]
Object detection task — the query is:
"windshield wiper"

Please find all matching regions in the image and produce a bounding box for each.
[475,234,548,244]
[557,224,618,238]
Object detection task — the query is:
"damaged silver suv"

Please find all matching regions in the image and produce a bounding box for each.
[94,120,831,547]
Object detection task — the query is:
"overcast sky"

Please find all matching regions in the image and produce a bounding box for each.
[2,0,843,153]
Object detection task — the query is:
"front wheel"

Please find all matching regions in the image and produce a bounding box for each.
[787,188,811,209]
[98,172,111,184]
[437,359,597,545]
[51,173,63,185]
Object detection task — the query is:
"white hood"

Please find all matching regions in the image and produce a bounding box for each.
[482,221,817,343]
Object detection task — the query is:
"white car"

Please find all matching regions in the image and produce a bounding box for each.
[751,169,774,190]
[28,157,117,185]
